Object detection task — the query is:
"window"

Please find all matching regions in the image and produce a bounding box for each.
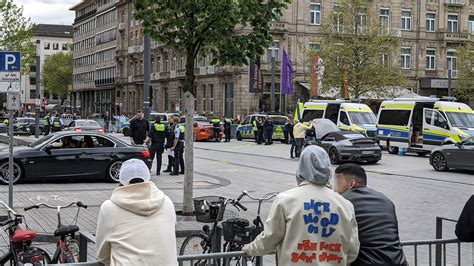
[29,77,36,85]
[202,85,207,111]
[357,7,367,34]
[426,12,436,32]
[301,110,324,122]
[447,50,457,78]
[340,112,350,125]
[44,42,50,50]
[209,84,214,112]
[426,49,436,70]
[447,14,458,33]
[62,43,68,50]
[334,9,343,33]
[378,110,411,126]
[401,10,412,30]
[267,41,280,62]
[433,111,448,129]
[29,90,36,99]
[401,47,411,69]
[469,15,474,33]
[380,8,390,33]
[309,42,320,51]
[53,43,59,50]
[310,3,321,25]
[380,53,389,66]
[163,88,168,112]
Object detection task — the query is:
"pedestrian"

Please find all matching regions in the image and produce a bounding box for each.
[266,116,274,145]
[334,163,407,265]
[96,159,178,265]
[257,117,264,145]
[223,116,232,142]
[50,111,63,133]
[163,115,175,173]
[110,114,117,133]
[283,118,290,144]
[252,118,259,144]
[170,117,184,176]
[103,111,110,133]
[43,112,51,136]
[129,110,149,145]
[145,117,167,176]
[293,120,313,155]
[455,195,474,242]
[210,117,221,142]
[289,120,298,158]
[118,113,127,132]
[242,145,360,265]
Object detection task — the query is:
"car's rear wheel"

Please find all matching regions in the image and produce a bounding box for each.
[0,161,23,185]
[387,140,399,154]
[122,128,130,136]
[236,131,242,141]
[432,152,448,171]
[329,148,340,165]
[106,161,123,182]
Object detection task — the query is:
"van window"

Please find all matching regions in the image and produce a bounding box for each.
[433,111,448,129]
[340,112,350,125]
[349,112,376,125]
[302,110,324,122]
[378,110,411,126]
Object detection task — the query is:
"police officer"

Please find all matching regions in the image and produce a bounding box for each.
[223,116,232,142]
[252,119,258,143]
[43,112,51,136]
[51,111,63,133]
[145,117,167,175]
[257,117,264,145]
[163,115,175,173]
[211,118,221,142]
[170,117,185,176]
[264,116,274,145]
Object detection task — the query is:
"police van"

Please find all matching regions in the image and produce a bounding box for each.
[377,97,474,155]
[300,100,378,138]
[235,113,289,142]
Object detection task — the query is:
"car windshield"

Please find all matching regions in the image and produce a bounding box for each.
[199,122,211,126]
[445,112,474,128]
[76,120,100,127]
[270,117,288,125]
[28,134,55,148]
[348,112,376,125]
[302,110,324,122]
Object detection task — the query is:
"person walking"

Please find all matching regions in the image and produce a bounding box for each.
[145,117,167,176]
[96,159,178,266]
[455,195,474,242]
[334,163,407,266]
[129,110,149,145]
[289,120,298,158]
[223,116,232,142]
[43,112,51,136]
[170,117,184,176]
[293,120,313,155]
[103,111,110,133]
[50,111,63,133]
[211,117,221,142]
[257,117,264,145]
[242,145,360,265]
[163,115,175,173]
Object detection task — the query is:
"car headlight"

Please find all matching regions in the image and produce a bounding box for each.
[340,140,353,147]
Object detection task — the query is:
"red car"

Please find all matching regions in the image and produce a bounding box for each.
[193,121,223,141]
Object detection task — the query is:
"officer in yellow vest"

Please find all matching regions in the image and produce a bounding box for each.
[145,117,167,175]
[43,112,51,136]
[223,116,232,142]
[210,118,222,142]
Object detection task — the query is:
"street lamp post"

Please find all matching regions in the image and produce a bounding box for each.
[35,40,40,139]
[270,44,276,112]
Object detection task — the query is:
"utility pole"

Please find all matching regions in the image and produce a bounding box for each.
[35,40,40,138]
[143,34,151,121]
[270,45,276,112]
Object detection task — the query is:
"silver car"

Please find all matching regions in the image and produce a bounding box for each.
[430,137,474,171]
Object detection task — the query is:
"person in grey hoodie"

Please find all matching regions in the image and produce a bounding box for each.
[96,159,177,266]
[243,145,359,265]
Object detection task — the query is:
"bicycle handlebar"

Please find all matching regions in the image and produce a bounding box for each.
[241,191,278,201]
[24,201,88,211]
[0,201,19,216]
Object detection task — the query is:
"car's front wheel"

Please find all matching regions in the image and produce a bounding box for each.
[432,152,448,171]
[387,139,399,155]
[329,148,340,165]
[236,131,242,141]
[106,161,123,182]
[0,161,23,185]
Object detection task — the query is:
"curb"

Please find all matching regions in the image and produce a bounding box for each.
[0,134,33,146]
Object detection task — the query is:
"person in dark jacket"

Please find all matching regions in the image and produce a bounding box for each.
[263,117,273,145]
[145,117,167,175]
[283,119,290,144]
[288,120,297,158]
[129,110,149,145]
[223,116,232,142]
[455,195,474,242]
[163,115,175,173]
[334,163,408,266]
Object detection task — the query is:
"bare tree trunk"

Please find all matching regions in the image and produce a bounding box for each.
[182,50,196,215]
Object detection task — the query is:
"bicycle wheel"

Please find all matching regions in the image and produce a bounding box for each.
[63,239,80,263]
[179,233,210,266]
[223,242,243,266]
[17,246,52,265]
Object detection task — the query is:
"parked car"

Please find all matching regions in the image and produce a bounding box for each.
[63,119,105,133]
[0,132,152,184]
[429,136,474,171]
[12,117,45,135]
[192,120,223,141]
[309,119,382,164]
[180,115,208,124]
[235,113,289,143]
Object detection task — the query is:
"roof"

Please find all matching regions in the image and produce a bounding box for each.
[33,24,73,38]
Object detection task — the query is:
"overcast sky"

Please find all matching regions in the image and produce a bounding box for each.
[14,0,76,25]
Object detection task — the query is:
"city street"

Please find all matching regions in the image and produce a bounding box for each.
[0,137,472,263]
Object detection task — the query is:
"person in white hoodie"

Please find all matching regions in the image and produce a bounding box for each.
[242,145,360,265]
[96,159,178,266]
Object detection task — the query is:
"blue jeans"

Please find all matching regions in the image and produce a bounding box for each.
[290,138,298,158]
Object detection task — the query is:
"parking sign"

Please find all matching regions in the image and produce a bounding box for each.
[0,52,21,93]
[0,52,21,72]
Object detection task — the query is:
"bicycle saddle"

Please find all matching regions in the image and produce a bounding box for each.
[225,218,250,227]
[54,225,79,237]
[11,229,37,243]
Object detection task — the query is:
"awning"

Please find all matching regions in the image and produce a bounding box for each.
[297,81,310,90]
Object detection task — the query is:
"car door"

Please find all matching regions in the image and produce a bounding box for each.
[337,111,352,131]
[423,108,450,150]
[242,116,252,138]
[77,135,116,177]
[449,138,474,169]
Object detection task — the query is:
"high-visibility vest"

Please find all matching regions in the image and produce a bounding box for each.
[53,117,61,128]
[154,123,165,132]
[252,120,257,132]
[179,125,185,140]
[44,116,50,126]
[3,119,8,125]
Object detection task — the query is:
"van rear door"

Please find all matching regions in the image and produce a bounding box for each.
[423,108,450,150]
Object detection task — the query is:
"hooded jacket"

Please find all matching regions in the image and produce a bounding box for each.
[243,146,359,265]
[96,182,177,266]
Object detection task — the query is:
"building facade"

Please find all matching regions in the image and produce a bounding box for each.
[20,24,73,112]
[72,0,474,118]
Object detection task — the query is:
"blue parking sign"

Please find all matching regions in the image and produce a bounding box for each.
[0,52,21,72]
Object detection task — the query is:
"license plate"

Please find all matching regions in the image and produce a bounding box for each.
[362,151,374,155]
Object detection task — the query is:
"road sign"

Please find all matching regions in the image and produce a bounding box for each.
[7,93,20,111]
[0,72,20,82]
[0,52,21,72]
[0,82,20,93]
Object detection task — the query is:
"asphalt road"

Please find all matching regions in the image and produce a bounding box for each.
[0,137,472,264]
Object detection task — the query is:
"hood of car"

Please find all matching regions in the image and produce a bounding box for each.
[0,146,35,158]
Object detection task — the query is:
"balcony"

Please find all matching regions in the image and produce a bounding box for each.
[444,0,465,6]
[270,22,287,32]
[439,32,470,43]
[127,45,143,54]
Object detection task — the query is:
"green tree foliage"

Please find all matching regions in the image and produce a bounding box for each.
[134,0,289,213]
[454,44,474,100]
[317,0,405,98]
[0,0,35,73]
[42,52,72,103]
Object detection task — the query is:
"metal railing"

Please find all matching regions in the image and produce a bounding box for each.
[400,238,466,266]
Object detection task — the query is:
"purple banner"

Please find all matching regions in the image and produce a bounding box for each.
[281,48,293,95]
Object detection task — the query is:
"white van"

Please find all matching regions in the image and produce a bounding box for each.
[377,97,474,155]
[300,100,378,138]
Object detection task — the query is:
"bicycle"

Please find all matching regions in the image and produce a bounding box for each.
[24,200,88,264]
[0,201,51,265]
[179,191,277,266]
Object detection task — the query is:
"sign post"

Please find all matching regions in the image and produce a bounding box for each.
[0,52,21,208]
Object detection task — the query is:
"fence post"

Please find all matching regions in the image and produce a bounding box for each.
[79,232,88,262]
[435,217,442,266]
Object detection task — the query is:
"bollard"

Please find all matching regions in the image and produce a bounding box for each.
[435,217,442,266]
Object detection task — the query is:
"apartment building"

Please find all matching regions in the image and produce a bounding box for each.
[70,0,118,117]
[74,0,474,118]
[20,24,73,112]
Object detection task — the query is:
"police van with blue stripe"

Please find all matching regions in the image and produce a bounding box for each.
[377,97,474,155]
[235,113,289,142]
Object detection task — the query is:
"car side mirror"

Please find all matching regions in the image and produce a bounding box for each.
[456,142,463,149]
